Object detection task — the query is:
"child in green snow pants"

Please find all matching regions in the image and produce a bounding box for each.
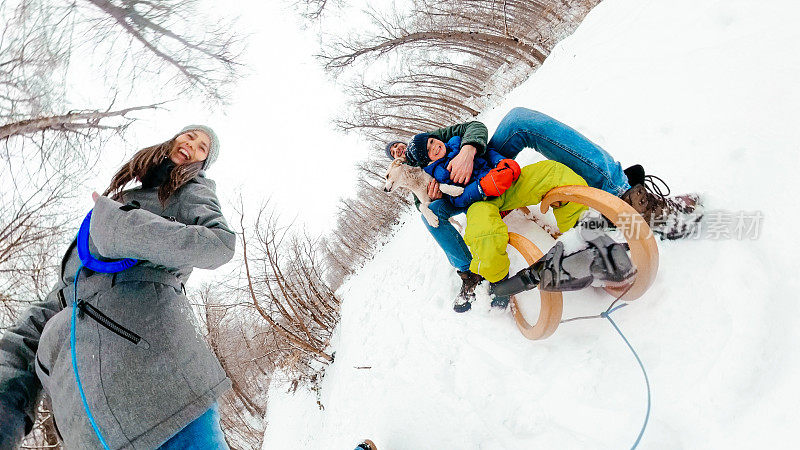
[464,160,588,283]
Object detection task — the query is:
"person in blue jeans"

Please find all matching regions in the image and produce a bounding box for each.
[158,403,228,449]
[385,107,701,309]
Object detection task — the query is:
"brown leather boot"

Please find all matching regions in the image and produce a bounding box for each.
[621,165,703,240]
[454,270,484,313]
[357,439,377,450]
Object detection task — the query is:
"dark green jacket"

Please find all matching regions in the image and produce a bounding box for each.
[427,121,489,156]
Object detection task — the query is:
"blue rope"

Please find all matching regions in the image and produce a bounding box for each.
[600,304,651,449]
[71,264,112,450]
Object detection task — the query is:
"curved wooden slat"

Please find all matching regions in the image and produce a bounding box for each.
[507,232,563,340]
[540,185,659,301]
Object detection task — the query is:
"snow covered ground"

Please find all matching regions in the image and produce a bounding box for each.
[262,0,800,448]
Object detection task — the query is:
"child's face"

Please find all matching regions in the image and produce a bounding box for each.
[427,137,447,163]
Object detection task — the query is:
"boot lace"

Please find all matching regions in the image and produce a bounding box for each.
[643,174,671,199]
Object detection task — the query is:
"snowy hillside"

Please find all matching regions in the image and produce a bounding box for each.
[262,0,800,448]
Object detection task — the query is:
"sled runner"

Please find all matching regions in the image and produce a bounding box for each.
[506,185,659,340]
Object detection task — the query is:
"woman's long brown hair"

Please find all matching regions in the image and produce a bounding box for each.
[103,137,204,206]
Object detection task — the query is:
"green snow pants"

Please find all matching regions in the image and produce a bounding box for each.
[464,160,588,282]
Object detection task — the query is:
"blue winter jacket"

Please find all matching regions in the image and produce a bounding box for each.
[424,136,506,208]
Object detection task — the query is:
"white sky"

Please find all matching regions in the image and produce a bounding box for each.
[81,0,376,236]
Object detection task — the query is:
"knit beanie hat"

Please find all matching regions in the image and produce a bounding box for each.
[178,125,220,170]
[405,132,432,167]
[384,140,404,159]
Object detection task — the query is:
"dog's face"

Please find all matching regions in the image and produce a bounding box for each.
[383,159,405,193]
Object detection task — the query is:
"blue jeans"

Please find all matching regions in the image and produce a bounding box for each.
[488,107,630,195]
[425,108,630,270]
[422,199,471,272]
[158,404,229,449]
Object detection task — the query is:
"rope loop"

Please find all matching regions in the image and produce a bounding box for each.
[71,264,112,450]
[602,304,651,449]
[560,282,649,449]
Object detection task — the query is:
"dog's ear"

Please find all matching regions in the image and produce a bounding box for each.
[384,161,397,179]
[385,158,403,176]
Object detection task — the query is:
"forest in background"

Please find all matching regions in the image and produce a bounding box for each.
[0,0,598,447]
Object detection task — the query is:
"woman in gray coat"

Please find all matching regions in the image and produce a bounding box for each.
[0,125,236,449]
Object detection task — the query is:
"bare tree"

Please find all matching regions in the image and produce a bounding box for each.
[317,0,602,286]
[0,105,163,142]
[198,286,268,450]
[2,0,243,104]
[294,0,337,21]
[0,0,71,124]
[78,0,243,102]
[19,397,61,449]
[321,0,601,141]
[235,200,340,382]
[320,158,410,289]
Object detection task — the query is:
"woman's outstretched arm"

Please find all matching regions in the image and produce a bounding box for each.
[89,180,236,270]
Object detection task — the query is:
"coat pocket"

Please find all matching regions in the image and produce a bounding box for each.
[36,355,51,377]
[78,301,150,349]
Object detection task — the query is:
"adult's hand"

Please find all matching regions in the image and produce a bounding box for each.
[427,180,442,200]
[447,144,477,184]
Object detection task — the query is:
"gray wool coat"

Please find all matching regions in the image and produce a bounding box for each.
[0,174,235,449]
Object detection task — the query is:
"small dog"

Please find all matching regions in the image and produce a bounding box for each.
[383,158,464,227]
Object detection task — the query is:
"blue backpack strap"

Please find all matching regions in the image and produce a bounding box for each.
[76,210,137,274]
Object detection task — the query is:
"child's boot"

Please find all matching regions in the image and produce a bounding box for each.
[489,275,511,309]
[490,229,635,297]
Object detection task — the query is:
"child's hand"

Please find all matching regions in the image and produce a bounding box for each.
[92,191,100,203]
[497,159,521,179]
[479,159,521,197]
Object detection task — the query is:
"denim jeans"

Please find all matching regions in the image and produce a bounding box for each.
[158,403,229,450]
[425,108,630,270]
[421,199,471,272]
[488,107,630,195]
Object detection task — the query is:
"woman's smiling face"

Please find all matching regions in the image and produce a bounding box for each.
[170,130,210,165]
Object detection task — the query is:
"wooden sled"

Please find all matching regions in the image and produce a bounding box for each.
[507,185,659,340]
